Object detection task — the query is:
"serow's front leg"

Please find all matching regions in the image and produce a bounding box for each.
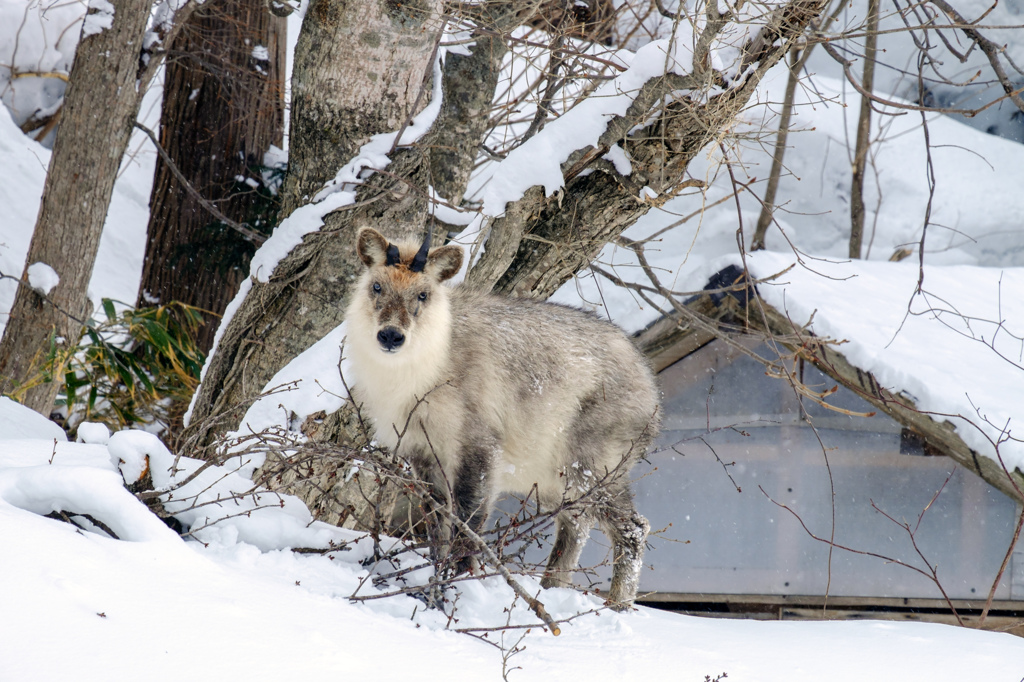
[449,447,493,576]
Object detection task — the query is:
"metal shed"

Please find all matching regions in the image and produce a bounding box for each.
[573,336,1023,632]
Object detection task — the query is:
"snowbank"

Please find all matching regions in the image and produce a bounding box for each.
[2,433,1023,682]
[0,396,67,442]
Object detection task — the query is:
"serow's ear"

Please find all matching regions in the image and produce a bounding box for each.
[356,228,390,267]
[424,245,463,282]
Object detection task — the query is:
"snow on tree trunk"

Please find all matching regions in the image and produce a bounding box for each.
[281,0,446,216]
[187,2,828,444]
[0,0,155,415]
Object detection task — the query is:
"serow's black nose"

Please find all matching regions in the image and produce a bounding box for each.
[377,327,405,351]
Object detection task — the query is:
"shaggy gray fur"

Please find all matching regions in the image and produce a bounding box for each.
[346,228,661,610]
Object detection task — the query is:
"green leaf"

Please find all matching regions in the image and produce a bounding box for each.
[130,361,155,393]
[143,320,174,354]
[102,299,117,323]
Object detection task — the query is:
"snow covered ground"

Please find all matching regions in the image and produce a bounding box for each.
[2,2,1024,679]
[3,400,1023,681]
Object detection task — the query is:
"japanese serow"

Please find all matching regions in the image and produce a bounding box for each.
[345,227,660,609]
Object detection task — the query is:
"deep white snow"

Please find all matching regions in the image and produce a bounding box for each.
[3,402,1023,682]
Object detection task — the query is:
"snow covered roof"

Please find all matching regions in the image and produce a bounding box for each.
[640,252,1024,500]
[744,252,1024,471]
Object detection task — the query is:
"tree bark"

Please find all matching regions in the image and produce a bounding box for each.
[0,0,157,414]
[138,0,286,353]
[207,4,525,524]
[849,0,879,260]
[281,0,444,216]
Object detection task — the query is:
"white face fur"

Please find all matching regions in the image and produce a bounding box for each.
[346,227,462,363]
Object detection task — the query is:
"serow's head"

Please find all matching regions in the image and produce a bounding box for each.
[353,227,463,355]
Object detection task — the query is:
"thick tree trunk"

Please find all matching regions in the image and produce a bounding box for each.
[0,0,155,414]
[138,0,286,353]
[215,4,522,525]
[187,1,825,447]
[281,0,444,216]
[184,3,527,447]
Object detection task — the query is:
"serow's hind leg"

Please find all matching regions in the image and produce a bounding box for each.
[541,511,596,590]
[597,491,649,611]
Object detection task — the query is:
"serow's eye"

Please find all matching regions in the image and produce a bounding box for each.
[418,291,428,302]
[372,282,382,293]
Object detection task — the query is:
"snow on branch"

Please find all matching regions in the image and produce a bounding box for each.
[0,465,180,543]
[482,0,826,218]
[138,0,195,86]
[466,0,825,298]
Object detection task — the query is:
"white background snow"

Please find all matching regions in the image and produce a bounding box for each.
[1,0,1023,679]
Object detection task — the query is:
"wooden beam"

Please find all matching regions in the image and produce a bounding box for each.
[637,593,1024,636]
[639,592,1024,611]
[633,294,727,372]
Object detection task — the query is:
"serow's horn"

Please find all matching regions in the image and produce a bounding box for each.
[385,243,401,267]
[410,232,431,273]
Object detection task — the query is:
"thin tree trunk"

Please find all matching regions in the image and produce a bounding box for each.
[752,47,800,252]
[0,0,155,414]
[138,0,286,353]
[849,0,879,260]
[750,0,850,251]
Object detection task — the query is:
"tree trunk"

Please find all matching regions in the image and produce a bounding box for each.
[281,0,444,216]
[0,0,156,414]
[212,3,523,526]
[751,0,850,251]
[186,1,826,449]
[138,0,286,354]
[752,47,800,252]
[849,0,879,259]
